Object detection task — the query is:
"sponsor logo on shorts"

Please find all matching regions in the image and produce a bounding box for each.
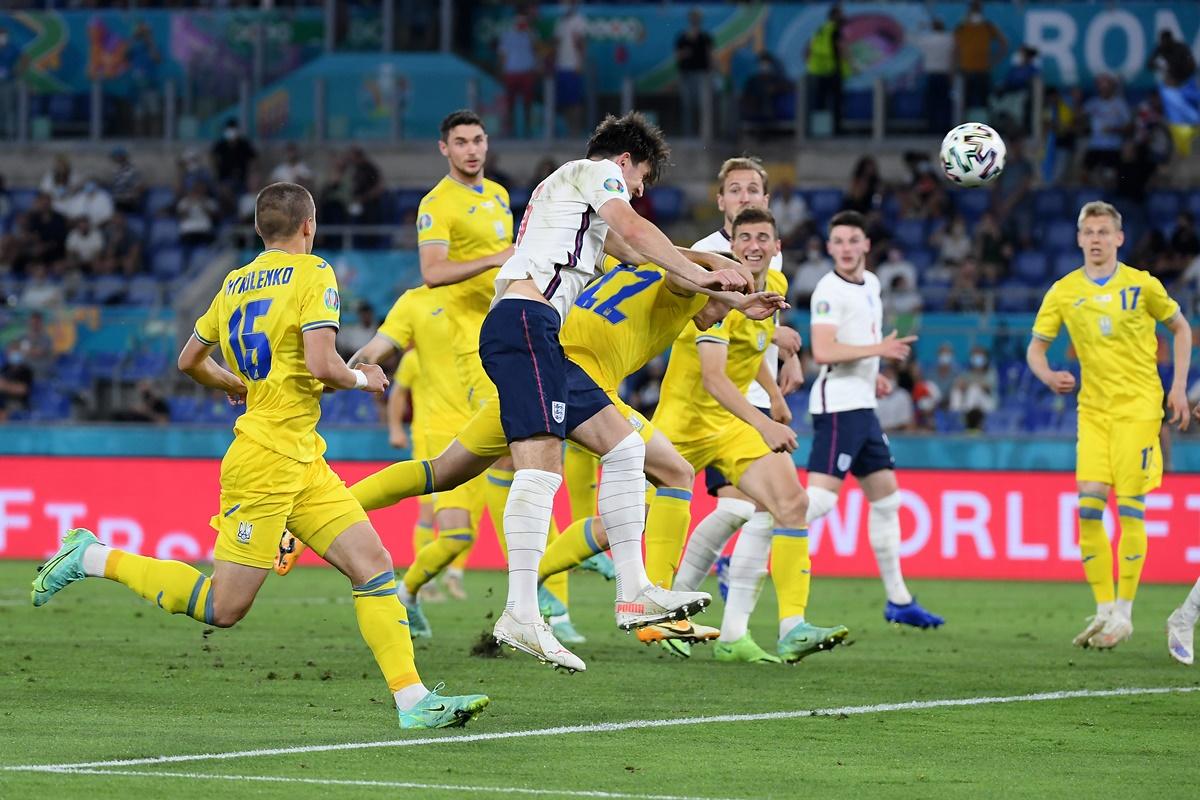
[837,453,852,473]
[324,287,340,313]
[417,213,433,231]
[237,521,253,543]
[628,414,644,431]
[603,178,625,193]
[552,401,566,424]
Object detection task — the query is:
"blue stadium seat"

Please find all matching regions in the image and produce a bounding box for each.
[1033,188,1068,218]
[148,217,180,249]
[983,407,1022,435]
[11,188,38,213]
[89,275,128,305]
[647,187,686,225]
[151,247,186,279]
[1044,220,1077,252]
[1053,252,1079,277]
[123,216,147,241]
[1072,188,1106,209]
[87,352,124,381]
[1147,191,1182,220]
[843,90,872,121]
[1186,192,1200,219]
[30,387,71,421]
[951,189,990,222]
[168,396,200,423]
[125,351,169,380]
[145,187,176,217]
[806,189,843,218]
[907,247,934,272]
[52,354,90,392]
[1011,251,1048,285]
[126,276,162,305]
[889,88,923,120]
[393,188,426,220]
[893,219,927,251]
[994,280,1030,312]
[187,245,218,271]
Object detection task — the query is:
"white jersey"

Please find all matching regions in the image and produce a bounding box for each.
[498,158,631,319]
[809,269,882,414]
[691,228,784,409]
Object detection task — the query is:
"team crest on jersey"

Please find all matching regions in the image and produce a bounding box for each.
[837,453,852,473]
[815,300,831,316]
[603,178,625,193]
[324,287,340,312]
[237,521,253,543]
[1098,315,1113,336]
[417,213,433,231]
[552,401,566,424]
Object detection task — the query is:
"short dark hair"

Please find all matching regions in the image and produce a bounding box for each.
[440,109,485,141]
[828,210,867,235]
[731,206,777,237]
[585,112,671,185]
[255,182,315,242]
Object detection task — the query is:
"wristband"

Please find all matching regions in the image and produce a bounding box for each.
[351,369,368,390]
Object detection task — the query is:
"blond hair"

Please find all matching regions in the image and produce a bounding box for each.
[717,157,769,194]
[1077,200,1122,231]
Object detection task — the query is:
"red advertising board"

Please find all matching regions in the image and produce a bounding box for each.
[2,457,1198,582]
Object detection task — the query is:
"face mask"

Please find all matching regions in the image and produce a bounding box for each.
[971,354,987,368]
[224,128,238,141]
[938,352,953,366]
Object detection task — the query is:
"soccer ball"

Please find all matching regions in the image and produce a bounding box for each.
[939,123,1006,187]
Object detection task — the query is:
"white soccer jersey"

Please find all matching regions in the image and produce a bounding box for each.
[497,158,631,319]
[809,269,882,414]
[691,228,784,409]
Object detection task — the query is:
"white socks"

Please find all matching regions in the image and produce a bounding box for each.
[504,468,562,622]
[675,497,755,591]
[779,614,805,639]
[597,433,651,602]
[394,682,432,711]
[805,486,838,523]
[719,511,773,643]
[868,492,912,605]
[81,541,111,577]
[1179,578,1200,626]
[1115,598,1133,620]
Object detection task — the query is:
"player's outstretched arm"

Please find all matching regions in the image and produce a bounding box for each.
[386,383,410,449]
[418,241,513,288]
[698,341,796,453]
[1025,335,1076,394]
[177,335,246,402]
[303,327,389,393]
[811,325,915,365]
[1166,312,1192,431]
[348,334,399,369]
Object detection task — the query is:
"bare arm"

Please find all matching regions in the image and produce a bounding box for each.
[349,333,401,369]
[1025,335,1076,394]
[698,341,796,452]
[755,356,791,424]
[386,384,410,448]
[602,228,648,265]
[1167,312,1192,430]
[419,241,513,288]
[177,336,246,398]
[303,327,388,392]
[810,324,915,365]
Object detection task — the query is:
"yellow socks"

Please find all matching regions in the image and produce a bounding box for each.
[564,443,599,521]
[771,527,811,622]
[644,488,692,588]
[484,467,514,560]
[402,527,474,595]
[104,550,213,623]
[1116,495,1147,604]
[352,570,420,692]
[540,517,605,581]
[351,460,435,511]
[412,519,435,556]
[1078,493,1115,605]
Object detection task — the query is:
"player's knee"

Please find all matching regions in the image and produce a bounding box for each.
[770,492,808,529]
[209,602,250,629]
[601,432,644,468]
[806,486,839,523]
[869,491,901,515]
[656,455,693,490]
[590,518,609,549]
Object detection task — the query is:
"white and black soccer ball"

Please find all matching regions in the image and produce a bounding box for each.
[940,122,1006,188]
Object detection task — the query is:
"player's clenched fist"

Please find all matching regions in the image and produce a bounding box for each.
[358,362,390,393]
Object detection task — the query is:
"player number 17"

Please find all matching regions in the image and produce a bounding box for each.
[1120,286,1140,310]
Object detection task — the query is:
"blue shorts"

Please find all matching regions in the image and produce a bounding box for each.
[703,405,771,496]
[479,299,611,443]
[807,408,895,479]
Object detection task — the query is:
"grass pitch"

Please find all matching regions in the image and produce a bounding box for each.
[1,562,1196,799]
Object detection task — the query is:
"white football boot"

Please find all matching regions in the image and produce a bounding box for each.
[1087,611,1133,650]
[1072,608,1112,648]
[493,610,586,673]
[1167,607,1195,666]
[615,584,711,631]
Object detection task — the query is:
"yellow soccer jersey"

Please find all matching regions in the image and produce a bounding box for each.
[416,176,513,359]
[654,300,777,442]
[194,249,339,463]
[377,284,471,431]
[562,264,707,391]
[1033,263,1179,420]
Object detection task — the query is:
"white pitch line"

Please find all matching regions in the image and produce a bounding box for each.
[5,686,1196,773]
[17,768,740,800]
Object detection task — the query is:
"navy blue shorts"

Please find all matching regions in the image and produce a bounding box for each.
[479,299,611,443]
[704,405,772,496]
[807,408,895,479]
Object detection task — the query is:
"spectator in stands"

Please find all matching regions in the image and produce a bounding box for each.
[20,262,62,309]
[175,182,218,247]
[1134,91,1174,166]
[338,301,378,361]
[110,380,170,424]
[269,142,314,189]
[176,148,214,200]
[843,155,881,214]
[211,118,257,208]
[19,310,54,366]
[321,146,385,229]
[1042,86,1084,184]
[914,18,954,133]
[0,338,34,421]
[553,0,588,137]
[498,9,540,138]
[1082,74,1132,185]
[769,178,810,251]
[0,26,28,140]
[0,174,9,221]
[953,0,1007,111]
[26,193,67,270]
[931,214,972,267]
[996,45,1040,134]
[790,234,832,306]
[876,364,916,432]
[900,150,949,221]
[877,246,918,290]
[989,136,1033,249]
[741,52,793,135]
[486,152,515,191]
[1149,29,1196,88]
[906,361,941,431]
[947,255,984,311]
[950,346,998,430]
[676,9,714,137]
[64,216,104,273]
[108,147,145,215]
[972,210,1012,274]
[931,343,960,404]
[1171,212,1200,274]
[528,156,557,192]
[40,155,79,215]
[883,273,922,335]
[64,180,114,227]
[806,3,844,136]
[98,213,142,277]
[127,22,161,137]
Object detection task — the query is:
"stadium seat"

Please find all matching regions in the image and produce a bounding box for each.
[994,280,1030,312]
[30,387,71,421]
[1032,188,1068,218]
[187,245,218,271]
[508,186,531,214]
[889,88,923,121]
[951,189,990,222]
[125,351,169,381]
[126,276,162,305]
[1043,221,1077,252]
[1053,252,1079,277]
[1186,192,1200,219]
[907,247,934,272]
[52,354,90,392]
[10,188,38,213]
[168,395,200,423]
[806,189,843,219]
[1011,251,1048,285]
[87,352,125,381]
[1072,188,1105,209]
[393,188,426,220]
[893,219,927,251]
[89,275,128,305]
[148,217,180,249]
[647,187,686,225]
[145,187,176,217]
[1147,191,1181,220]
[151,247,186,279]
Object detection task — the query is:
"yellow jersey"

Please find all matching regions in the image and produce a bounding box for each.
[377,285,471,432]
[653,270,787,441]
[562,264,707,391]
[1033,263,1179,421]
[416,175,513,359]
[194,248,339,463]
[394,349,423,430]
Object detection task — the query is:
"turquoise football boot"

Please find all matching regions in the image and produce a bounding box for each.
[579,553,616,580]
[403,597,433,639]
[32,528,98,607]
[777,621,850,663]
[538,585,568,618]
[551,618,587,645]
[398,683,490,729]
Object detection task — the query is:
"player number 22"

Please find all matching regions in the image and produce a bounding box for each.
[228,299,273,381]
[574,266,662,324]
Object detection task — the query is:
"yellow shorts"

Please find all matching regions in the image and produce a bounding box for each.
[211,436,368,569]
[424,427,487,516]
[459,351,499,411]
[457,389,654,460]
[1077,413,1163,496]
[670,418,770,488]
